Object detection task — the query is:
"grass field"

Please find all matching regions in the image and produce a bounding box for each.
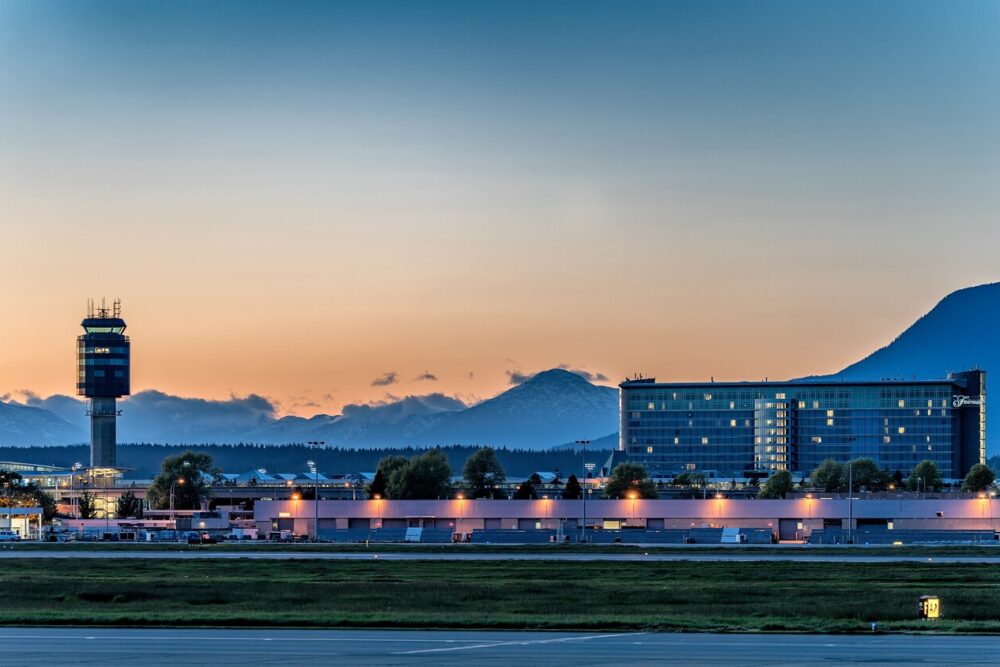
[2,558,999,632]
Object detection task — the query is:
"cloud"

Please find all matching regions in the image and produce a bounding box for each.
[414,371,438,382]
[557,364,610,383]
[507,366,610,386]
[371,371,398,387]
[506,370,534,385]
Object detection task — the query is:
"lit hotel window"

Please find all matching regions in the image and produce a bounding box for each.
[898,399,905,408]
[729,401,735,409]
[826,418,834,426]
[730,419,737,427]
[776,393,786,399]
[646,446,654,454]
[702,437,709,445]
[811,436,822,444]
[826,409,835,417]
[648,402,655,410]
[674,437,679,445]
[704,393,712,401]
[898,427,905,434]
[883,436,891,444]
[927,400,933,408]
[812,401,819,409]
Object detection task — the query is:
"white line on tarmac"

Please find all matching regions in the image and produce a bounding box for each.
[395,632,645,655]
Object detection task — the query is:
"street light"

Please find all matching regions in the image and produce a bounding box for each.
[575,440,590,542]
[628,491,638,522]
[70,462,83,519]
[169,478,186,524]
[847,460,854,545]
[307,458,319,542]
[307,442,325,542]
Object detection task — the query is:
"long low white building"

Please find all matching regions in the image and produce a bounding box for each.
[254,497,1000,542]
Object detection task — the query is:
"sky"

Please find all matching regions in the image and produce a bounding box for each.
[1,1,998,416]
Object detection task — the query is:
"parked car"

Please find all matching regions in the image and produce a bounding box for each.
[0,530,21,542]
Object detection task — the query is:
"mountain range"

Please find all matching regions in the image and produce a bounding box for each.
[0,369,619,450]
[2,282,997,452]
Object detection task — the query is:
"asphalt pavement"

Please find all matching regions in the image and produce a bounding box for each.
[0,628,992,665]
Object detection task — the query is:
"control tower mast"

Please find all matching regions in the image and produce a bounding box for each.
[77,299,130,468]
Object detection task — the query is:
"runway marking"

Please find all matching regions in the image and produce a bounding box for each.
[395,632,644,654]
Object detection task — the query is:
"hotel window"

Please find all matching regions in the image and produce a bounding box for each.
[811,436,822,444]
[812,400,819,409]
[674,437,679,445]
[646,446,654,454]
[776,393,786,399]
[729,401,735,409]
[898,399,905,408]
[648,402,655,410]
[826,418,834,426]
[927,400,933,408]
[701,437,709,445]
[826,409,835,417]
[730,419,737,427]
[898,427,906,434]
[883,436,891,444]
[704,393,712,401]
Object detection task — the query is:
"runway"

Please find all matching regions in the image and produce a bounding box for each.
[0,548,999,563]
[0,628,991,665]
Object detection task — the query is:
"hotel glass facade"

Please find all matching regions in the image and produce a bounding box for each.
[620,371,985,479]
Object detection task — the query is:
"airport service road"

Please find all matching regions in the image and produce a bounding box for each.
[1,549,1000,563]
[0,628,992,666]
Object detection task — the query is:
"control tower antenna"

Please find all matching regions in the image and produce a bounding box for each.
[78,299,130,469]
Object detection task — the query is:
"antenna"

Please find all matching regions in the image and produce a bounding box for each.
[113,298,121,318]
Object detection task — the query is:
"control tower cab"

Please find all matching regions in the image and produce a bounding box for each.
[77,299,130,468]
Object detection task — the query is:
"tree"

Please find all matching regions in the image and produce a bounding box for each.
[845,458,890,492]
[758,470,794,499]
[891,469,904,489]
[462,448,507,499]
[147,451,219,510]
[371,456,410,499]
[115,490,143,518]
[605,463,658,499]
[907,459,943,492]
[562,474,583,500]
[672,472,707,498]
[810,459,843,492]
[367,470,387,499]
[78,490,97,520]
[962,464,996,492]
[388,449,452,500]
[513,479,537,500]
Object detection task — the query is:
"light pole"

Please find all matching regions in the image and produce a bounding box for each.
[307,458,319,542]
[307,441,325,542]
[575,440,590,543]
[169,478,186,525]
[70,462,82,519]
[847,460,854,545]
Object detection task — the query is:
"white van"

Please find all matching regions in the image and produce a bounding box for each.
[0,530,20,542]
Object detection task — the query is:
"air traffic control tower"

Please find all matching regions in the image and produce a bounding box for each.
[77,299,130,468]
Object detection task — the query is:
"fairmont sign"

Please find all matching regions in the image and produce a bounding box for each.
[953,395,984,408]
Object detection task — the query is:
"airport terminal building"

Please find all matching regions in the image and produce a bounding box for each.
[620,370,986,479]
